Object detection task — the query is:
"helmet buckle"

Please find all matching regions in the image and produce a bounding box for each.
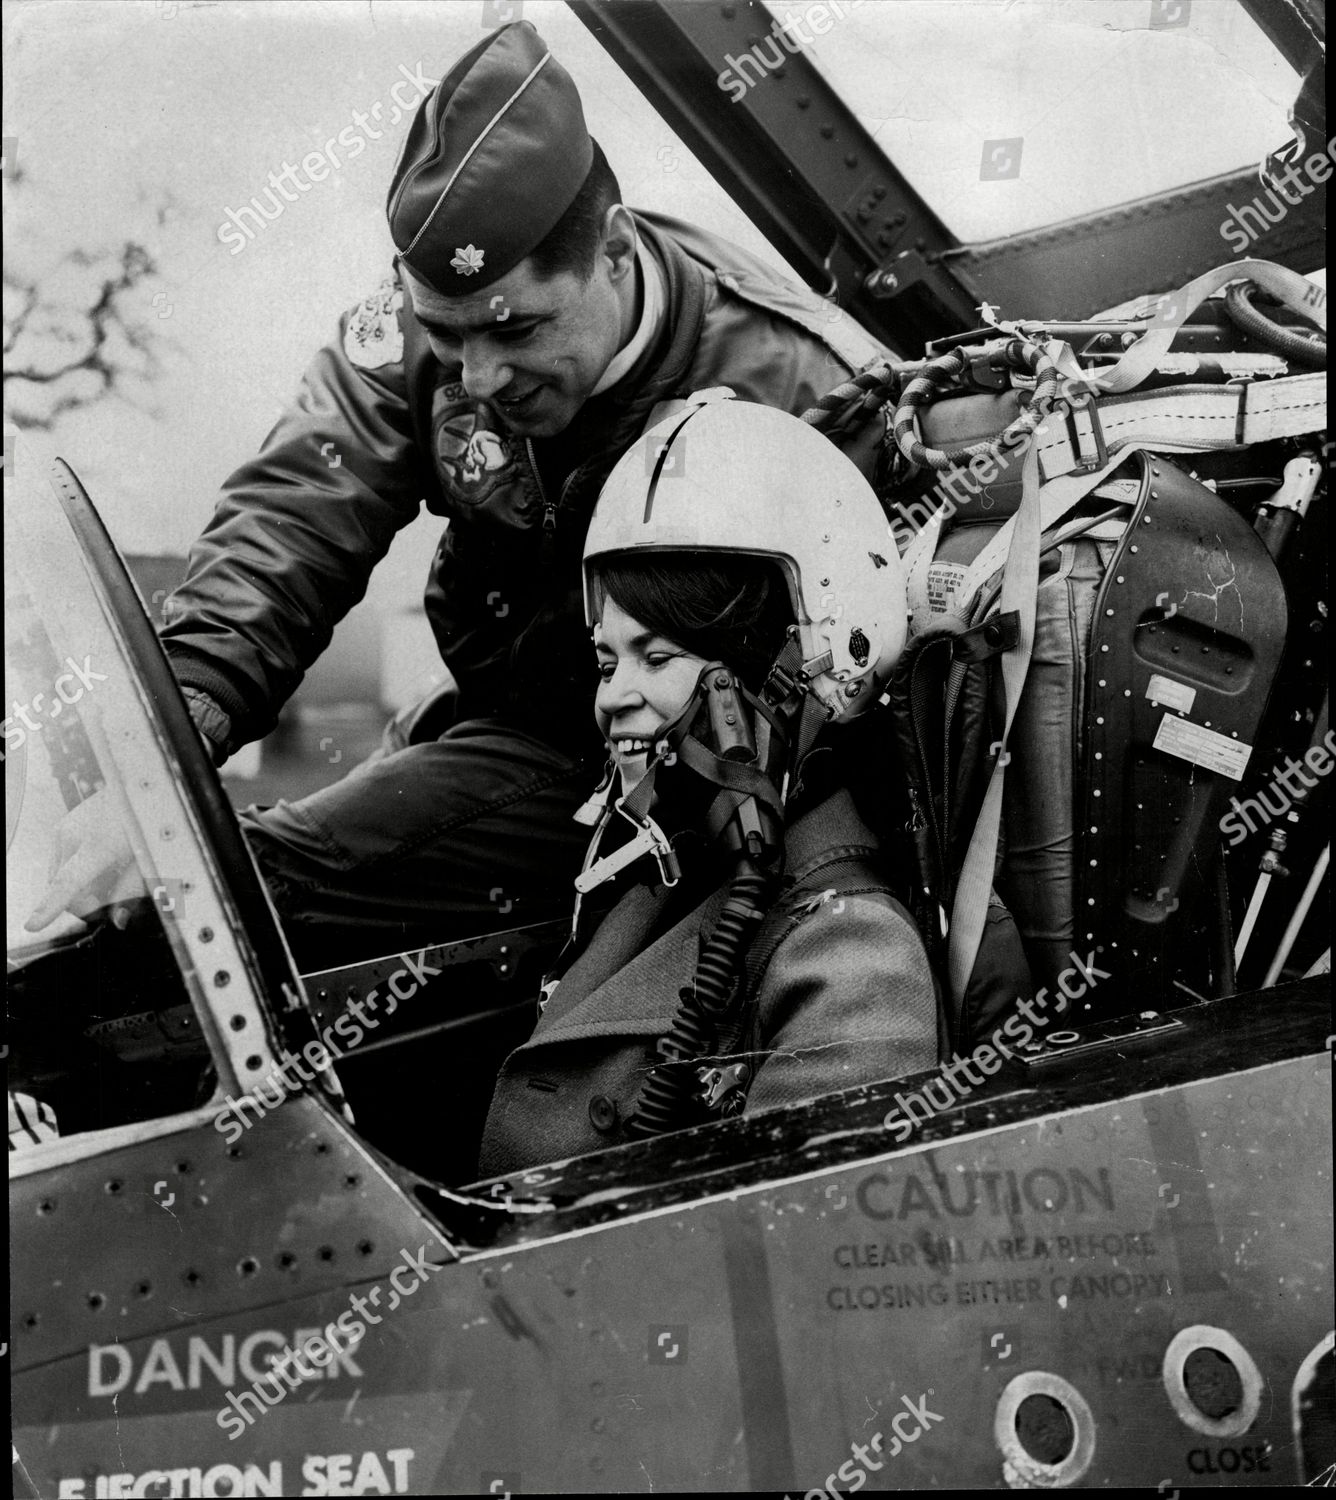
[572,803,680,893]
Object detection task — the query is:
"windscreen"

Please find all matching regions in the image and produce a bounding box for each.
[778,0,1299,241]
[5,457,270,1146]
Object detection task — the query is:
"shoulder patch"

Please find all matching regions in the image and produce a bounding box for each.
[343,276,404,371]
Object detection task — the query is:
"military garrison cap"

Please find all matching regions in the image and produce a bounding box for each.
[386,21,594,293]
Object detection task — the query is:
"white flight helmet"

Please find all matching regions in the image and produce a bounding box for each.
[583,390,908,721]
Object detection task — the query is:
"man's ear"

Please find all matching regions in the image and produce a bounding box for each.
[602,204,637,283]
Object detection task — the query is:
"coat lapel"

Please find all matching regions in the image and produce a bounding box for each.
[522,789,878,1052]
[520,882,727,1047]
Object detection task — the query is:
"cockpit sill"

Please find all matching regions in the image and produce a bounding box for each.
[12,976,1323,1268]
[419,974,1327,1255]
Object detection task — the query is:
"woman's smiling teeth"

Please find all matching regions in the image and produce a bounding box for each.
[614,736,653,755]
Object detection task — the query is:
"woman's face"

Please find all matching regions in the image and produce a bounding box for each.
[593,597,711,793]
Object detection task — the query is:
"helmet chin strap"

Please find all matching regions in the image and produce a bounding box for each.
[545,643,839,1130]
[572,634,833,896]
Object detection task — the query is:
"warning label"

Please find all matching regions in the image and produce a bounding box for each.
[1146,674,1196,714]
[926,562,969,615]
[1152,715,1251,780]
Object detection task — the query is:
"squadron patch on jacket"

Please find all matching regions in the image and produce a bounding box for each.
[431,382,536,522]
[343,277,404,371]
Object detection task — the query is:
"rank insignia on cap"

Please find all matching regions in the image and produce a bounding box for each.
[386,22,592,291]
[343,276,405,371]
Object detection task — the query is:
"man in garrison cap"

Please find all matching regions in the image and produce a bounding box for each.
[32,21,889,968]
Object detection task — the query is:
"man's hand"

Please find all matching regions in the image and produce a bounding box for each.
[24,789,144,933]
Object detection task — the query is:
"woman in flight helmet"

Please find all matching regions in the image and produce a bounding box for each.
[477,393,938,1177]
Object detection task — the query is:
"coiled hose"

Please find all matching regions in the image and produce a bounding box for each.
[801,359,902,441]
[1223,280,1326,368]
[891,339,1063,472]
[626,859,774,1138]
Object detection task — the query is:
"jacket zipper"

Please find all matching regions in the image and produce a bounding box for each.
[525,438,556,533]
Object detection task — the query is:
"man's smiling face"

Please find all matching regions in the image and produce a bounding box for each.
[401,206,636,439]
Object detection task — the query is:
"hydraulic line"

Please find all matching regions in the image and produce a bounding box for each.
[1262,843,1329,988]
[1235,693,1328,968]
[1223,280,1326,368]
[1213,856,1237,997]
[1252,451,1322,561]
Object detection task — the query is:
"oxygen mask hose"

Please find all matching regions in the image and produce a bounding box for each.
[626,666,785,1139]
[626,858,773,1139]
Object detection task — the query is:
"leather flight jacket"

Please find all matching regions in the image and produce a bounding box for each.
[161,210,888,759]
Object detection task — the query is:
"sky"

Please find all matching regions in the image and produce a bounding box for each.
[2,0,1302,697]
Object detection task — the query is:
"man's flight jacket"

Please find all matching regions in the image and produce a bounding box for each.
[159,211,887,760]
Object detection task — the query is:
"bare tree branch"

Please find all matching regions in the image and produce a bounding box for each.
[3,187,172,430]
